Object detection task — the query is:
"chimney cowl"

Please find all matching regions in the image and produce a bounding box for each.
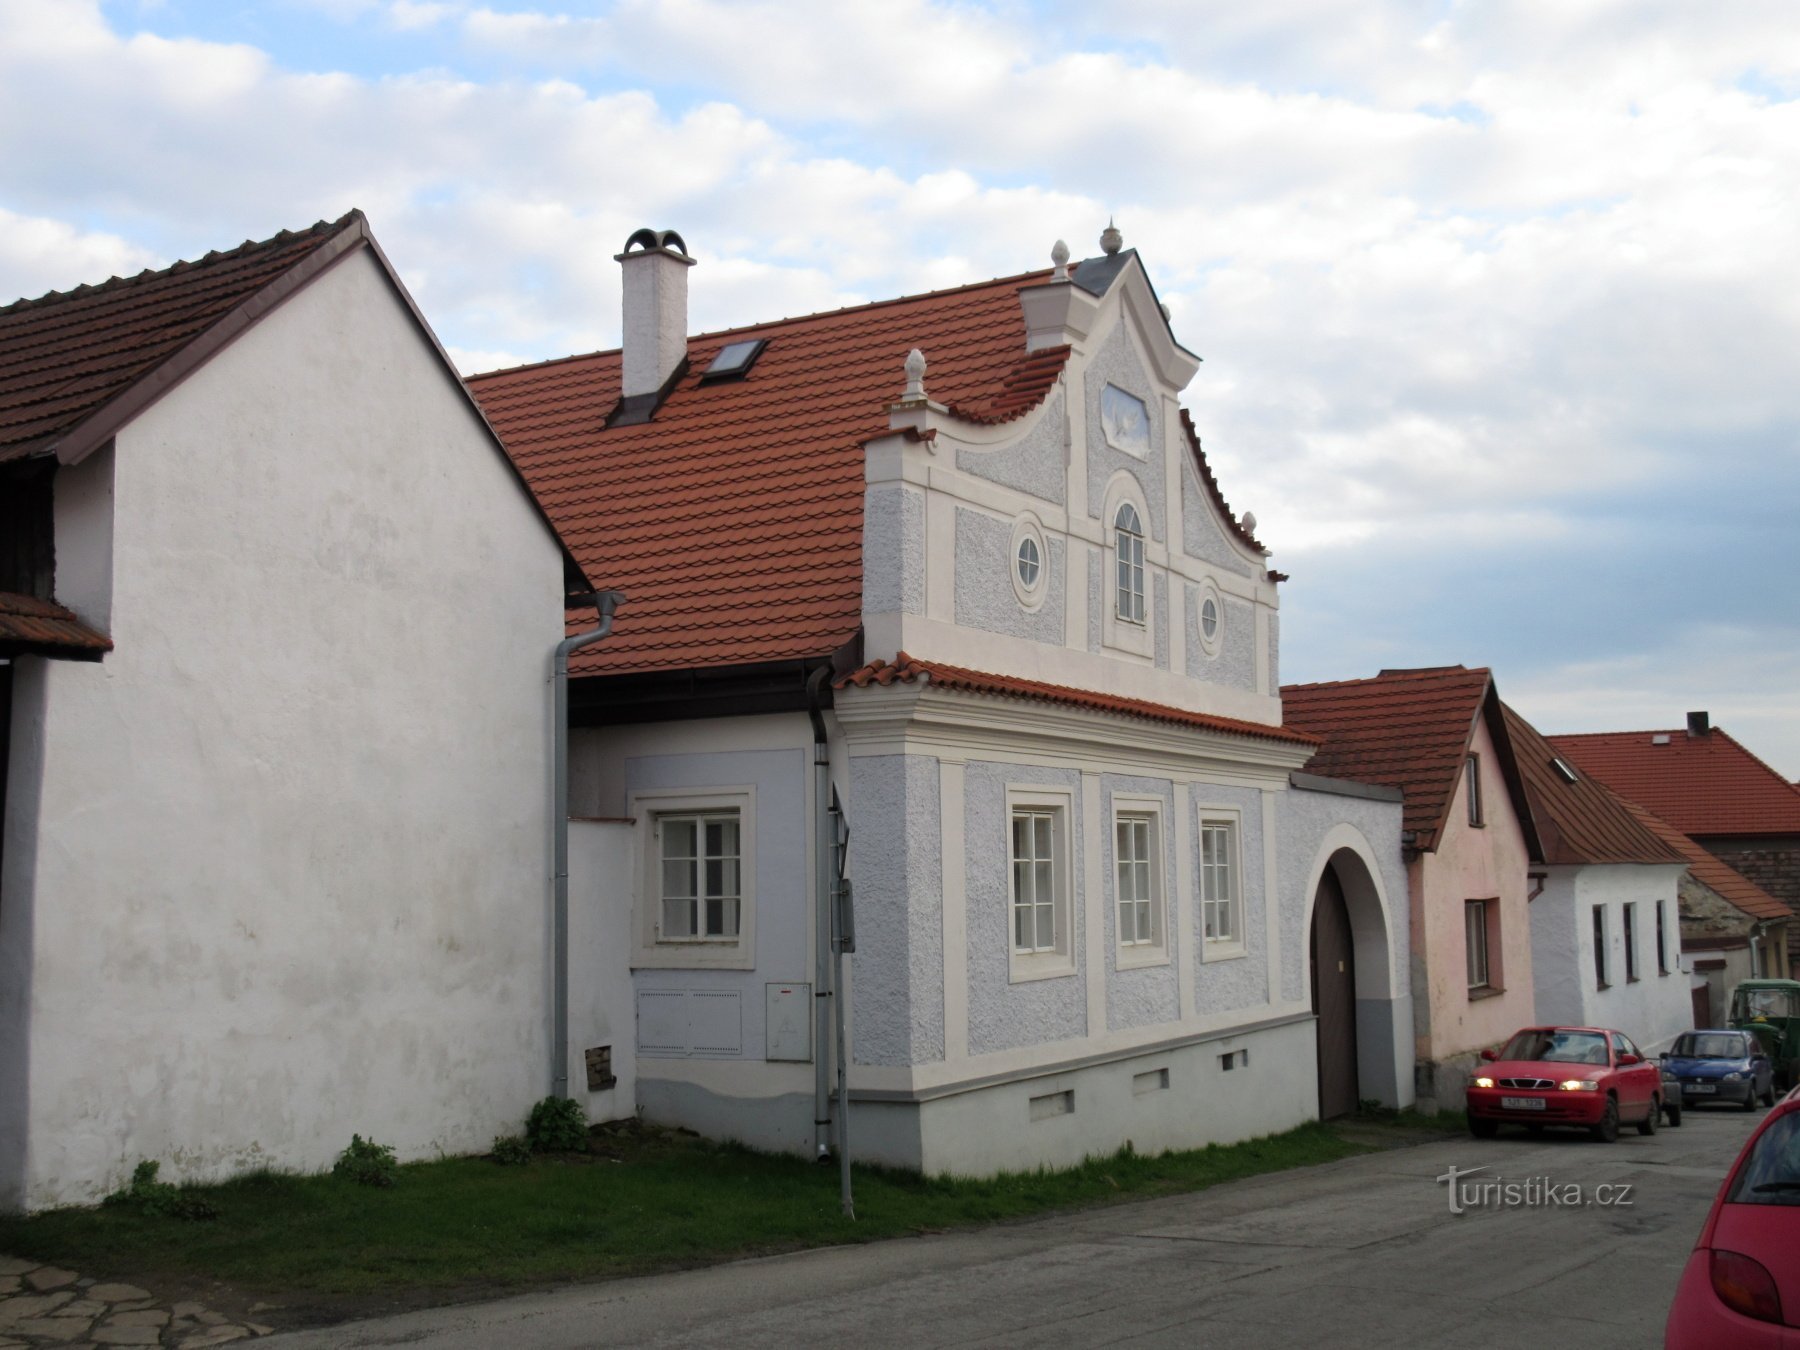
[615,226,696,407]
[1686,710,1711,738]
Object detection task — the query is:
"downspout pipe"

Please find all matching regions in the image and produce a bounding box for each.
[552,590,625,1100]
[806,665,833,1160]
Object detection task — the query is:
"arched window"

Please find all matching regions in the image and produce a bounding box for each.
[1114,503,1145,623]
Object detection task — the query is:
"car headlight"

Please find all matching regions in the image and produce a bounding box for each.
[1724,1072,1744,1081]
[1559,1079,1600,1092]
[1473,1077,1495,1089]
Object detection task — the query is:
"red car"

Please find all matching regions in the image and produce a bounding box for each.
[1664,1086,1800,1346]
[1466,1025,1663,1142]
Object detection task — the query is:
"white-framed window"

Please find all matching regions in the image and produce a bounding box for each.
[1198,814,1244,958]
[1466,900,1490,990]
[630,786,757,970]
[1007,787,1075,982]
[1465,754,1484,826]
[1114,502,1145,623]
[1656,900,1670,975]
[1113,796,1167,967]
[1593,904,1609,988]
[1624,901,1640,982]
[1195,578,1224,658]
[1010,514,1049,611]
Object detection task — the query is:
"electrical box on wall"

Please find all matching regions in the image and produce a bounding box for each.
[765,982,812,1062]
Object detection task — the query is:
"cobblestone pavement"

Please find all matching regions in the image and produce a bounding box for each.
[0,1259,274,1349]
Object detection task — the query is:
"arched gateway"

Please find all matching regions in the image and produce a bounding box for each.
[1303,830,1405,1117]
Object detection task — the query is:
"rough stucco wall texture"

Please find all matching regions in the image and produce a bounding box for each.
[953,509,1065,645]
[1086,551,1102,653]
[1101,776,1180,1031]
[850,754,945,1067]
[1152,573,1169,670]
[1191,784,1270,1014]
[1275,787,1410,1006]
[8,248,567,1209]
[1084,324,1164,542]
[965,761,1087,1055]
[862,483,924,616]
[956,390,1067,504]
[1180,456,1257,579]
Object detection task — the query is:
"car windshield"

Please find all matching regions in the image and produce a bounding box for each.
[1673,1033,1749,1060]
[1733,988,1800,1020]
[1500,1030,1610,1065]
[1727,1114,1800,1207]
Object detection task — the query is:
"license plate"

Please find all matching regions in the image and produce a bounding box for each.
[1501,1096,1546,1111]
[1688,1084,1716,1094]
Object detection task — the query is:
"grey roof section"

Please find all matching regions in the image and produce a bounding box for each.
[1069,248,1200,365]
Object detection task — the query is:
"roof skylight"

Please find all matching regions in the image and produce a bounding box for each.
[701,338,766,381]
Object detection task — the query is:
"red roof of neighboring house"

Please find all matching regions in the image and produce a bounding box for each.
[840,652,1319,748]
[467,258,1263,678]
[1281,665,1528,852]
[1617,798,1793,925]
[1501,704,1685,866]
[0,214,360,464]
[0,591,111,659]
[1550,727,1800,838]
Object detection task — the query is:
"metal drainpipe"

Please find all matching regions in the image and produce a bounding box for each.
[552,590,625,1100]
[805,666,834,1160]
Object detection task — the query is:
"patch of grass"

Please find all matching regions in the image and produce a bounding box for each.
[0,1118,1378,1308]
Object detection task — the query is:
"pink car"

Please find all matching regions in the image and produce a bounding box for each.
[1664,1086,1800,1346]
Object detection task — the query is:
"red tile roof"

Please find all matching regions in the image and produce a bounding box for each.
[0,213,361,463]
[840,652,1319,747]
[0,591,111,658]
[1550,728,1800,838]
[1501,704,1685,866]
[467,263,1255,677]
[1617,798,1793,925]
[1280,666,1499,850]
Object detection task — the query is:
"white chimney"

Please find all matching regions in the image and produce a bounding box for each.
[615,228,695,401]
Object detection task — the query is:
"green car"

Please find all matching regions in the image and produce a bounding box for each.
[1729,979,1800,1091]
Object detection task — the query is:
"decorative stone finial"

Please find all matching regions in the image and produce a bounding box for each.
[1050,239,1071,282]
[1240,510,1258,535]
[903,348,927,400]
[1100,218,1123,256]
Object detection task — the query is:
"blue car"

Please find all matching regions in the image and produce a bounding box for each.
[1661,1029,1776,1110]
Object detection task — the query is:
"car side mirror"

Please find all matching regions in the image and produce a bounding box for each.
[1480,1049,1498,1062]
[1619,1053,1641,1065]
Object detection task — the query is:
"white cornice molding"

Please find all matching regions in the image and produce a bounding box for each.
[834,680,1312,780]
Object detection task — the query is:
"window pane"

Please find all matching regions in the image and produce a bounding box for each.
[663,896,694,938]
[663,858,695,899]
[1137,899,1152,943]
[717,897,740,938]
[1013,814,1031,861]
[706,818,738,857]
[1035,861,1053,905]
[663,817,696,858]
[1015,899,1032,950]
[706,896,724,937]
[1034,814,1052,857]
[1014,858,1033,906]
[1036,901,1055,950]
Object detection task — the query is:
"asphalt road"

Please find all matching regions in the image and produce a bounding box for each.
[266,1107,1763,1349]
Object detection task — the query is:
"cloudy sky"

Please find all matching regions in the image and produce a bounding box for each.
[5,0,1797,773]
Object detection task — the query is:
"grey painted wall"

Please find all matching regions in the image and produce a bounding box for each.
[956,389,1067,504]
[1190,783,1270,1014]
[1086,550,1102,653]
[1083,324,1164,542]
[1100,775,1181,1033]
[625,747,810,1061]
[1270,613,1280,689]
[1275,786,1410,1006]
[965,760,1088,1055]
[1179,453,1258,579]
[953,508,1065,646]
[863,483,925,616]
[850,754,945,1067]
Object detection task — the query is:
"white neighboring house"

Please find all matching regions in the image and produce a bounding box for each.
[471,225,1414,1177]
[0,212,606,1211]
[1504,706,1693,1054]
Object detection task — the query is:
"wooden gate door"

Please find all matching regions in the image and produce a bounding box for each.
[1311,865,1359,1119]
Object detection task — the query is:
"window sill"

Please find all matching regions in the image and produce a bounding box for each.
[1009,954,1077,984]
[1467,984,1505,1002]
[1116,947,1171,972]
[1201,941,1248,964]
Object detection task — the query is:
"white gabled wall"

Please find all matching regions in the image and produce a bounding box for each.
[3,247,567,1209]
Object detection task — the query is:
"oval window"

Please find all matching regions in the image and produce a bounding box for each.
[1201,596,1219,640]
[1017,536,1041,589]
